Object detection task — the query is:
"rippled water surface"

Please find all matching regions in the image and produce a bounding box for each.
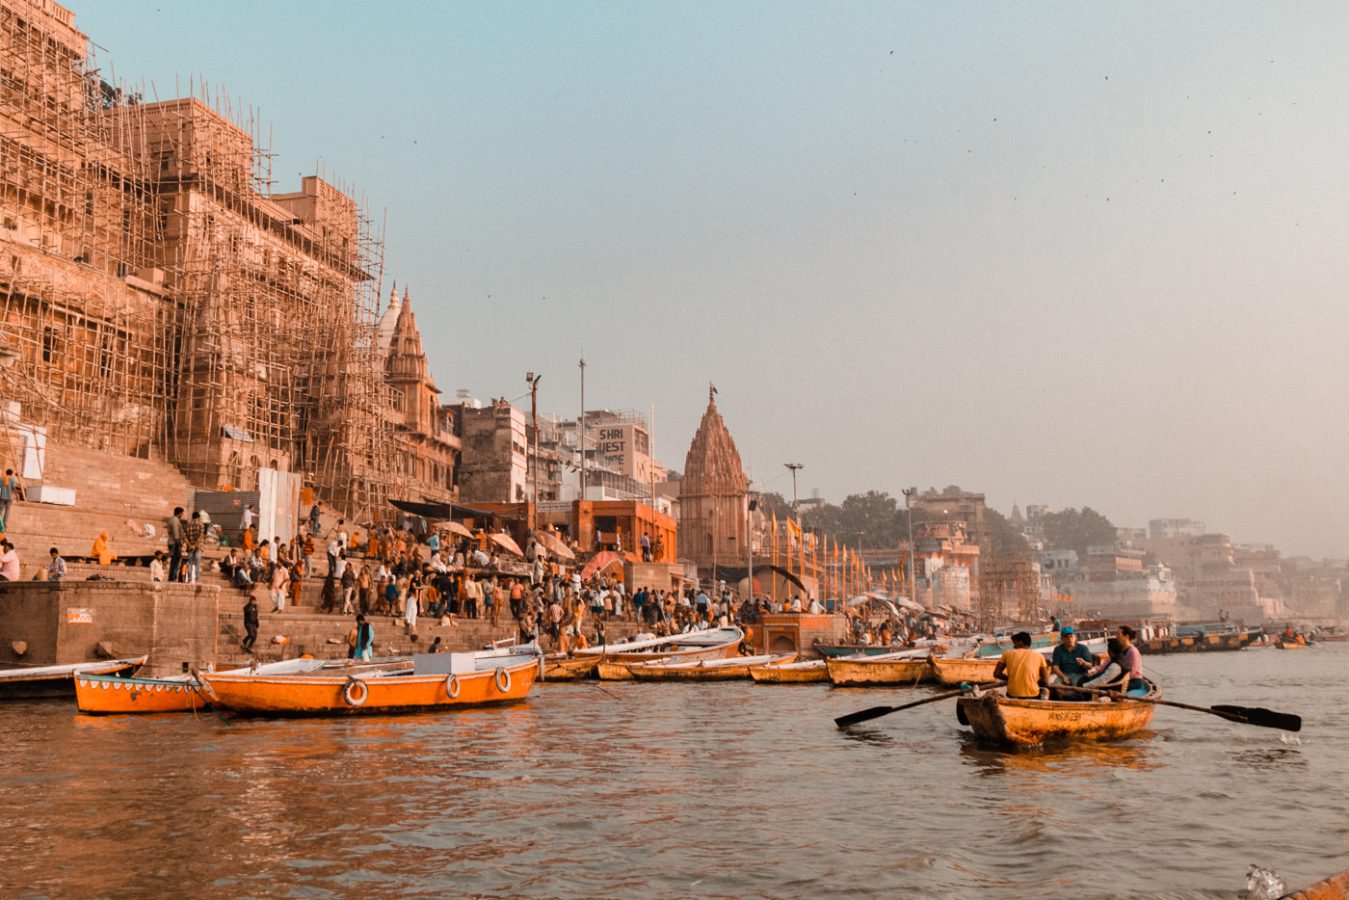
[2,646,1348,898]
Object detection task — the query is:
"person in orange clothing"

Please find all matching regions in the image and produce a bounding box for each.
[91,530,116,566]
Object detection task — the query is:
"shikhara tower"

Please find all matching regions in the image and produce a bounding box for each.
[678,387,749,574]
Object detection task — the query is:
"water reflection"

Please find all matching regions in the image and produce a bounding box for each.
[958,734,1159,778]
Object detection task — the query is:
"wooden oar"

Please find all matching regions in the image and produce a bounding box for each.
[1059,684,1301,732]
[835,682,1004,729]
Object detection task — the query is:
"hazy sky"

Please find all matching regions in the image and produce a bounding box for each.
[79,2,1349,557]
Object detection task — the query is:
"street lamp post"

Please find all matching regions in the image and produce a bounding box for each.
[578,357,586,500]
[525,372,542,530]
[784,463,803,519]
[903,487,917,605]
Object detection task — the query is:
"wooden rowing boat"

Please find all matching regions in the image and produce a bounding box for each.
[0,656,148,700]
[931,637,1108,686]
[825,651,934,686]
[197,648,541,717]
[956,681,1158,747]
[541,654,601,681]
[74,658,411,714]
[929,656,1000,685]
[749,658,827,683]
[593,627,745,680]
[1274,639,1311,650]
[625,653,795,682]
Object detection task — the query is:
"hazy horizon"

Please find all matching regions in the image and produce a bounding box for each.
[78,1,1349,558]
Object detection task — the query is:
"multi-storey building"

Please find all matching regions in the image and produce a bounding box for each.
[0,0,456,516]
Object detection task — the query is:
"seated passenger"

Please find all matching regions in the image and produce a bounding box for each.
[1116,625,1147,694]
[1080,638,1126,692]
[993,631,1049,700]
[1050,626,1096,686]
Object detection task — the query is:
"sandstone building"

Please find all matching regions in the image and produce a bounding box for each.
[0,0,455,519]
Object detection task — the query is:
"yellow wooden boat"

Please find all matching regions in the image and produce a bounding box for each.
[541,654,601,681]
[956,681,1158,747]
[826,652,933,686]
[749,658,828,684]
[197,649,540,717]
[626,653,794,682]
[929,656,1000,686]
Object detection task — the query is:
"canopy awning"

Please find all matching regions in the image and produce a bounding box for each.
[534,530,575,560]
[391,499,524,522]
[489,532,525,557]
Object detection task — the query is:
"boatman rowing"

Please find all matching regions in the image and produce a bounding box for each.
[993,631,1050,700]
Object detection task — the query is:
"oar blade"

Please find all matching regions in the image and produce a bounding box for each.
[834,705,896,729]
[1211,704,1302,733]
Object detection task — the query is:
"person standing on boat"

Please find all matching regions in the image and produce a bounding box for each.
[348,614,374,661]
[1050,626,1096,686]
[993,631,1050,700]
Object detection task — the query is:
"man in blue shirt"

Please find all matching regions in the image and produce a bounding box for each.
[0,468,20,528]
[1050,626,1096,686]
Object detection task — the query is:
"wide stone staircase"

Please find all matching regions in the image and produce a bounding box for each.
[3,438,195,576]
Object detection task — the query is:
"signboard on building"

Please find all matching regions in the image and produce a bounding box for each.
[66,607,94,624]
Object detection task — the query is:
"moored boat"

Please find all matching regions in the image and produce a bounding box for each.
[74,658,411,714]
[749,658,827,683]
[591,627,745,680]
[0,656,148,700]
[929,656,1000,686]
[197,648,541,717]
[826,650,934,686]
[625,653,794,682]
[930,637,1109,686]
[956,680,1159,747]
[541,654,601,681]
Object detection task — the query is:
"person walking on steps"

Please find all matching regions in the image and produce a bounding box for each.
[242,595,260,653]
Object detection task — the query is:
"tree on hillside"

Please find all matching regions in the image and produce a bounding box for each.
[985,507,1030,558]
[1040,507,1117,559]
[754,491,793,521]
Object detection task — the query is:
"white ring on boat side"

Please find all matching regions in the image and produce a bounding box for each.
[343,677,369,707]
[445,673,461,699]
[495,667,511,693]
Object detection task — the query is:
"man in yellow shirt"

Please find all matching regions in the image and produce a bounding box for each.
[994,631,1049,699]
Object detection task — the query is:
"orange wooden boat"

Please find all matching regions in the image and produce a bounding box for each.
[197,648,540,716]
[0,656,147,700]
[74,658,409,714]
[826,651,933,686]
[957,681,1158,747]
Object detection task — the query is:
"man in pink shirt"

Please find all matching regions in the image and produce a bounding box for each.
[0,541,21,581]
[1117,625,1146,694]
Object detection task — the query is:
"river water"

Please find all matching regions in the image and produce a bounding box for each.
[1,645,1346,898]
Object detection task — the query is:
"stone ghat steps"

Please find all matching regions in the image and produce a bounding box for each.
[213,610,645,669]
[37,440,194,521]
[214,610,527,669]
